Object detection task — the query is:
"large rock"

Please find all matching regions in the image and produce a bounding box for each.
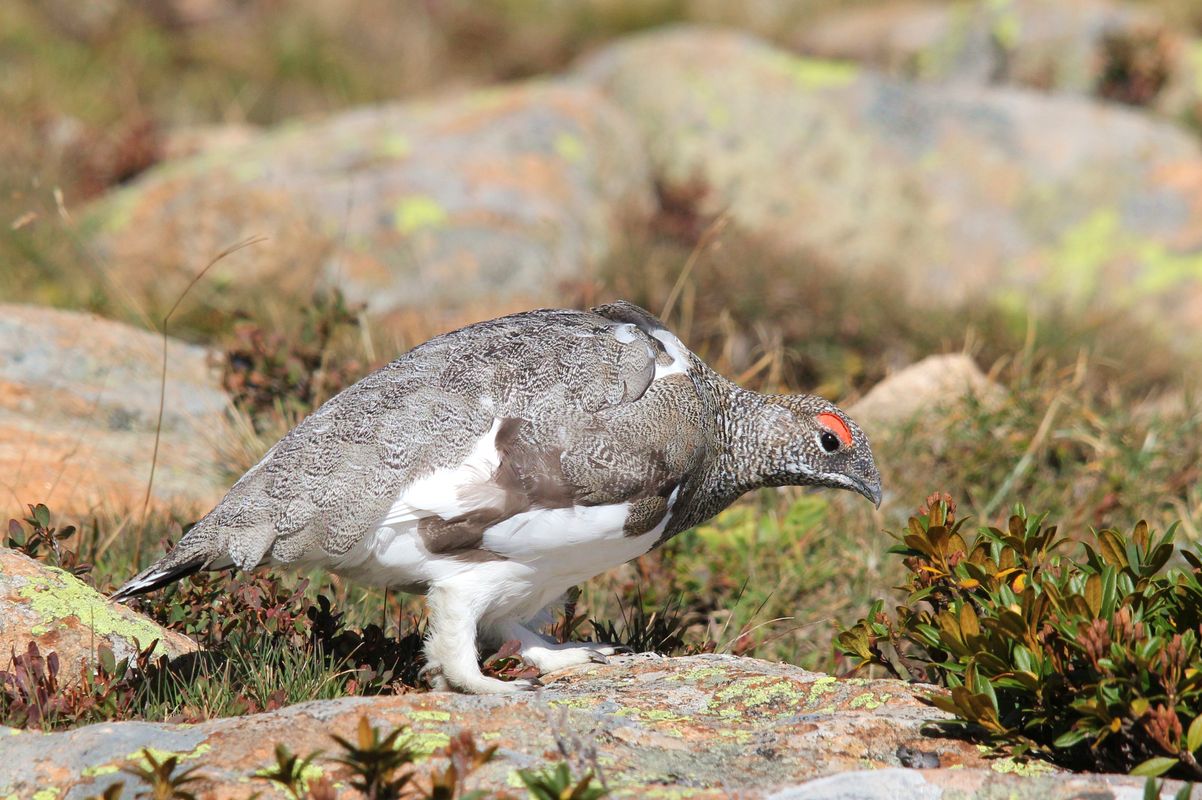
[85,82,654,318]
[849,353,1005,430]
[795,0,1169,97]
[0,654,1188,798]
[0,304,232,515]
[0,549,197,678]
[797,0,1202,145]
[577,27,1202,348]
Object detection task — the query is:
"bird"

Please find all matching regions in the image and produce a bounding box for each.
[114,301,882,693]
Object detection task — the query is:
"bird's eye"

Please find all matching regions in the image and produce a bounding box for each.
[820,431,841,453]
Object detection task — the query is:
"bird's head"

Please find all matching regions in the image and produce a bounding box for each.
[747,394,882,507]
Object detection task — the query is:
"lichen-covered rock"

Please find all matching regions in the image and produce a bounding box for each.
[578,27,1202,348]
[84,82,654,318]
[849,353,1004,429]
[0,303,233,515]
[795,0,1168,97]
[768,767,1192,799]
[0,549,197,679]
[0,653,1186,798]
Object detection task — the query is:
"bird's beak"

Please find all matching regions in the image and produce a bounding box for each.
[855,475,883,509]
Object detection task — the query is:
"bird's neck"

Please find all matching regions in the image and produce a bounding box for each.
[696,373,802,502]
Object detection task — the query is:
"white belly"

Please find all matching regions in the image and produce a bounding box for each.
[330,499,670,619]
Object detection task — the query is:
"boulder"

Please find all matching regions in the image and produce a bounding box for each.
[84,82,655,319]
[0,304,232,515]
[796,0,1170,98]
[577,27,1202,350]
[849,353,1004,430]
[0,653,1186,798]
[0,549,197,679]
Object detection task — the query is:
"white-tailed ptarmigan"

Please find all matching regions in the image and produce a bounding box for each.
[114,301,882,693]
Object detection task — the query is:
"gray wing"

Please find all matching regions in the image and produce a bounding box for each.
[121,303,707,589]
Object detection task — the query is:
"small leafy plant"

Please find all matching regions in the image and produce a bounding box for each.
[0,640,163,730]
[222,289,364,432]
[837,493,1202,779]
[517,762,607,800]
[121,748,206,800]
[6,502,90,579]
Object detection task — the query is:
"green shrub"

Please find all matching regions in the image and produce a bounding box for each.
[837,494,1202,779]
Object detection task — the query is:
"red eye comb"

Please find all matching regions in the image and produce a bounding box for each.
[816,412,853,447]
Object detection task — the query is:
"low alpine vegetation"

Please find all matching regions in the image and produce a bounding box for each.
[81,715,606,799]
[837,494,1202,779]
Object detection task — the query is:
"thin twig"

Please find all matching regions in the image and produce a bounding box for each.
[659,214,729,322]
[981,394,1064,521]
[137,236,267,567]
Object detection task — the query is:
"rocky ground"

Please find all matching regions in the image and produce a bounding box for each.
[2,643,1189,798]
[4,0,1202,796]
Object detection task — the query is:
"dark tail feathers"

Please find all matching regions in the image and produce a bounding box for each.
[111,554,206,601]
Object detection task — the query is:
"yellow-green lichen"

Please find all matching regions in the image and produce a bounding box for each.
[126,742,210,770]
[848,692,892,710]
[989,755,1054,776]
[639,787,709,798]
[772,54,858,90]
[713,677,809,714]
[394,195,449,234]
[81,764,120,777]
[674,666,726,682]
[806,675,839,705]
[32,790,60,800]
[547,696,595,709]
[554,132,585,163]
[716,728,753,744]
[986,0,1021,51]
[633,708,689,723]
[1042,208,1202,303]
[408,710,451,722]
[409,731,451,756]
[231,160,268,182]
[378,134,411,159]
[16,566,178,656]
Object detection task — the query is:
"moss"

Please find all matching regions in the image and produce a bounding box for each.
[393,195,448,234]
[15,565,178,656]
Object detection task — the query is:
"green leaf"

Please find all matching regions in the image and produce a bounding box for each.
[1188,714,1202,754]
[1130,756,1178,777]
[1053,729,1090,748]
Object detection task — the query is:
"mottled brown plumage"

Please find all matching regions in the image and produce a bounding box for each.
[115,301,881,693]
